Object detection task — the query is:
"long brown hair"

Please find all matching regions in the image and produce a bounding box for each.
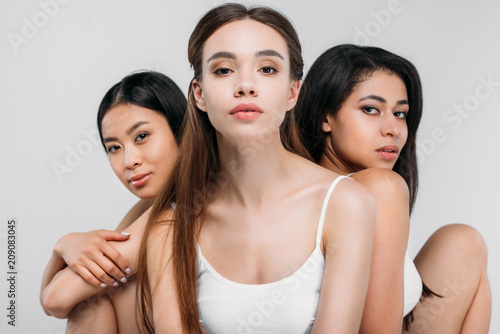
[136,3,307,333]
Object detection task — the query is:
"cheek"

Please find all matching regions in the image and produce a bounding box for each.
[149,134,177,166]
[401,126,409,147]
[108,157,121,176]
[108,156,128,184]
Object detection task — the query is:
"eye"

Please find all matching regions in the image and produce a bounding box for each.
[135,133,149,142]
[107,145,120,153]
[260,66,278,74]
[213,67,233,76]
[362,106,379,115]
[394,111,408,119]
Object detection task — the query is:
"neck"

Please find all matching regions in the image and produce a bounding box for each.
[216,131,295,208]
[320,137,356,175]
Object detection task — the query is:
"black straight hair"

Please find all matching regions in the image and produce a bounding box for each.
[97,71,187,150]
[295,44,423,210]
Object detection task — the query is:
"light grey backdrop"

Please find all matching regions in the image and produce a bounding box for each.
[1,0,498,332]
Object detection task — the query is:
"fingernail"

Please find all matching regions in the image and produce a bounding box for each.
[125,268,131,275]
[120,277,127,283]
[113,281,119,287]
[121,232,130,237]
[100,283,107,288]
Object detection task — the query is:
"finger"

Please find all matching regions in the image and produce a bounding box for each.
[93,254,127,284]
[97,229,131,242]
[74,265,109,288]
[101,244,130,275]
[86,260,118,287]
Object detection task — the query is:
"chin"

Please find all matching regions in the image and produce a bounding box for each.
[369,162,395,170]
[130,188,152,200]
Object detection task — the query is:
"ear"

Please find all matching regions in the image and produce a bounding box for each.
[192,79,207,112]
[286,80,301,111]
[322,113,334,133]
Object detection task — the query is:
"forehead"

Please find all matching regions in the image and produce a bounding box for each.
[352,71,407,99]
[202,19,289,61]
[101,104,166,134]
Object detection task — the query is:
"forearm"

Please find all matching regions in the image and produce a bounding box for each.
[41,266,102,318]
[40,249,67,315]
[41,209,147,318]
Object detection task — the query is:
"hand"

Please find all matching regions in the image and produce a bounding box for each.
[53,230,131,288]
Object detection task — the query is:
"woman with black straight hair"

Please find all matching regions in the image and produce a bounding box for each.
[41,71,187,333]
[295,44,491,333]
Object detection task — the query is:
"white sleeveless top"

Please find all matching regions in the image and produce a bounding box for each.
[196,176,348,334]
[404,251,422,316]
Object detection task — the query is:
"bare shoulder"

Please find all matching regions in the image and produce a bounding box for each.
[321,176,376,253]
[351,168,409,200]
[352,169,410,236]
[327,176,375,220]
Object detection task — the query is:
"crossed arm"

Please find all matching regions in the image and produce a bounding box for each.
[40,207,150,318]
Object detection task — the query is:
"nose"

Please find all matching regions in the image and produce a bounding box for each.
[234,71,257,97]
[381,114,402,138]
[124,146,142,169]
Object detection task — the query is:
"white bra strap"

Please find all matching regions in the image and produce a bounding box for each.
[315,176,349,247]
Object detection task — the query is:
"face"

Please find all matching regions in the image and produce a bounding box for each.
[101,103,178,199]
[323,71,409,172]
[192,19,300,142]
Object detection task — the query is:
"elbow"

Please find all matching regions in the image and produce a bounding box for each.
[41,288,71,319]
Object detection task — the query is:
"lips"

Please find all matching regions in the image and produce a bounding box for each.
[230,103,263,121]
[129,173,151,187]
[376,145,399,160]
[230,103,263,114]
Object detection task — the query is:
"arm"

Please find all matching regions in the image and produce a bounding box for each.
[353,169,410,334]
[311,178,376,334]
[145,211,183,333]
[40,198,151,292]
[41,208,149,318]
[115,198,152,231]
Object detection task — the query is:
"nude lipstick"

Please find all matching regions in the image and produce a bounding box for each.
[129,173,151,187]
[230,103,263,121]
[376,145,399,160]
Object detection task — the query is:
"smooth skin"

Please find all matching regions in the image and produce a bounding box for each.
[319,71,491,334]
[147,19,375,333]
[40,104,178,333]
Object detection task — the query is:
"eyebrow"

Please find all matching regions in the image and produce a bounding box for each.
[255,49,285,61]
[103,121,150,143]
[358,95,409,105]
[206,49,285,63]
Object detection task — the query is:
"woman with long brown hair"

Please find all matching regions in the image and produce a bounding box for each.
[136,4,375,333]
[295,44,491,333]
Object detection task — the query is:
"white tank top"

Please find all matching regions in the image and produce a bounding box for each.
[196,176,348,334]
[404,251,422,316]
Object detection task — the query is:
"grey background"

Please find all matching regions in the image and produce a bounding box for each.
[1,0,498,332]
